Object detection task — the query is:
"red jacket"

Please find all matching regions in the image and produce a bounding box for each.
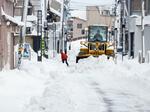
[61,52,68,60]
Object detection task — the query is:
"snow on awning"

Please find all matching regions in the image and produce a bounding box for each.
[26,22,32,27]
[1,7,24,26]
[15,15,37,22]
[27,15,37,21]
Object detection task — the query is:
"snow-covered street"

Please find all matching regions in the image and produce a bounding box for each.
[0,40,150,112]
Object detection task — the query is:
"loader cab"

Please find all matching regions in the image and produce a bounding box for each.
[88,25,108,51]
[88,25,108,43]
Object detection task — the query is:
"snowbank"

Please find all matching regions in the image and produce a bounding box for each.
[0,39,150,112]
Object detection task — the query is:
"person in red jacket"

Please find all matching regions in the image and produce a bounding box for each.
[60,49,69,66]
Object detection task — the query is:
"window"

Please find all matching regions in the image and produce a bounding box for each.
[102,10,110,16]
[77,24,82,29]
[27,2,33,15]
[81,30,85,35]
[26,27,31,34]
[27,8,32,15]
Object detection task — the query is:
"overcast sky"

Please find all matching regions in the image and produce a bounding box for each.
[70,0,115,19]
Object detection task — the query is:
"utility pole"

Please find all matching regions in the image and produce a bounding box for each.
[120,0,126,61]
[60,0,64,52]
[44,21,48,58]
[37,10,42,61]
[113,0,119,64]
[141,0,145,63]
[21,0,29,43]
[128,0,131,58]
[18,0,29,67]
[52,22,56,57]
[123,0,126,54]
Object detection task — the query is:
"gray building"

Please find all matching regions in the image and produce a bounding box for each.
[128,0,150,59]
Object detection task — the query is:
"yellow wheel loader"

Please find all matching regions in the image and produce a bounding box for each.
[76,25,115,63]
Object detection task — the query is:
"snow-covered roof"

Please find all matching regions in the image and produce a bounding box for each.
[1,7,24,26]
[50,7,61,17]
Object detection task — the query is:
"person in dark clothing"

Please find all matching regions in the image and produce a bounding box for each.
[60,49,69,66]
[93,30,103,41]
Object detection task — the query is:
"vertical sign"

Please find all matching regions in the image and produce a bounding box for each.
[37,10,42,61]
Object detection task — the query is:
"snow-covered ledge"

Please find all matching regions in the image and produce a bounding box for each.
[1,7,24,26]
[130,15,150,26]
[50,7,61,17]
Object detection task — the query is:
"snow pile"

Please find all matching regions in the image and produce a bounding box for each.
[24,82,75,112]
[0,39,150,112]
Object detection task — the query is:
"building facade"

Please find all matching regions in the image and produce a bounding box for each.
[14,0,38,52]
[86,6,115,29]
[67,17,87,41]
[128,0,150,59]
[130,0,150,15]
[47,0,70,55]
[0,0,22,70]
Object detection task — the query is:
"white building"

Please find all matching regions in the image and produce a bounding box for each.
[127,0,150,61]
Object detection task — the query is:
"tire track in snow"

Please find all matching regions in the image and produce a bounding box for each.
[91,82,114,112]
[90,81,150,112]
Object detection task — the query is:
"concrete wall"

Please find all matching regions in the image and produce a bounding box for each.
[0,21,16,70]
[134,25,150,58]
[144,26,150,57]
[134,26,141,57]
